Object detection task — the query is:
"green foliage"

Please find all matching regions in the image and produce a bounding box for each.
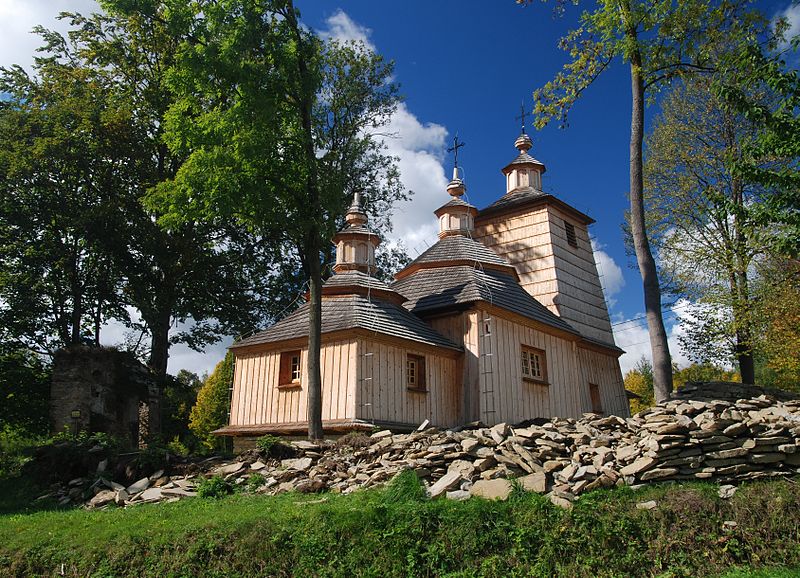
[752,260,800,390]
[383,469,427,504]
[255,434,281,454]
[189,353,234,452]
[672,363,740,388]
[0,9,275,377]
[253,434,294,459]
[0,426,44,479]
[714,35,800,255]
[165,436,190,458]
[2,478,800,576]
[196,475,233,499]
[624,357,656,413]
[245,473,265,493]
[0,345,50,435]
[160,369,202,446]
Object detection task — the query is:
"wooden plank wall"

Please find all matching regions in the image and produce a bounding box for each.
[427,312,480,422]
[356,338,461,429]
[230,338,358,426]
[576,346,630,417]
[474,208,559,314]
[545,205,615,344]
[478,309,574,424]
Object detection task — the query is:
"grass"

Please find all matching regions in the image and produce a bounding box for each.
[0,473,799,577]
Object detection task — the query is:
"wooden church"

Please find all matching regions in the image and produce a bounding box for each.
[217,130,629,441]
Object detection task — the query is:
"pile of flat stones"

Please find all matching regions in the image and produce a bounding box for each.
[73,389,800,509]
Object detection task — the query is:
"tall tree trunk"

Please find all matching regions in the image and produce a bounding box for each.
[145,307,170,440]
[285,0,325,440]
[305,240,324,441]
[70,243,82,345]
[148,308,171,379]
[628,49,673,402]
[734,269,755,383]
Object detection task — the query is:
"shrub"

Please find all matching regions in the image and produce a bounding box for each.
[197,475,233,498]
[255,434,293,459]
[167,436,190,457]
[0,426,43,479]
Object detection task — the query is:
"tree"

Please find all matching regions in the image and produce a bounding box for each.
[189,353,234,452]
[714,34,800,255]
[519,0,758,402]
[751,258,800,390]
[0,32,130,354]
[1,11,274,384]
[118,0,406,439]
[0,343,51,436]
[642,77,773,382]
[623,357,654,413]
[161,369,203,445]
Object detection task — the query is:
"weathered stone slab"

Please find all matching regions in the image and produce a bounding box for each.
[126,477,150,495]
[620,456,657,477]
[518,472,547,493]
[428,471,462,498]
[470,479,513,501]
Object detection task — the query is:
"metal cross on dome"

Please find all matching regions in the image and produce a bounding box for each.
[516,101,528,134]
[447,134,466,170]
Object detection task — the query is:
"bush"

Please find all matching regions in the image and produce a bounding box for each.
[255,434,293,459]
[196,475,233,498]
[0,426,43,479]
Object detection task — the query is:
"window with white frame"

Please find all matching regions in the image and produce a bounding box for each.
[521,346,547,383]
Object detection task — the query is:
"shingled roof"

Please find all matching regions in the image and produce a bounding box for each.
[478,189,595,224]
[405,235,512,269]
[322,270,397,293]
[502,151,546,171]
[231,294,460,351]
[392,265,579,336]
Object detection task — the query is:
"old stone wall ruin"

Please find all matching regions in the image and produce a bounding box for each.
[50,346,157,447]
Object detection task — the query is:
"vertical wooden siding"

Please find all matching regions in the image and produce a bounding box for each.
[356,338,461,429]
[229,338,358,426]
[576,346,630,417]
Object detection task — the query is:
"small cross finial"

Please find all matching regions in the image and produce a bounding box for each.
[447,133,466,170]
[515,101,528,134]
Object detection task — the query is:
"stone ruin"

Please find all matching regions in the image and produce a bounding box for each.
[50,346,159,448]
[42,382,800,509]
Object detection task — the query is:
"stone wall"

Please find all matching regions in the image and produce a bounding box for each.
[50,346,155,446]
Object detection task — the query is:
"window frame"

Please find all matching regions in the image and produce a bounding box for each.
[278,349,302,388]
[564,220,578,249]
[521,345,548,384]
[406,353,427,392]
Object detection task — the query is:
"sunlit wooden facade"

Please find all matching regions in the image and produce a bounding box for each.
[216,132,628,440]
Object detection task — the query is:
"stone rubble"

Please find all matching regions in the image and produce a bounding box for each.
[47,389,800,510]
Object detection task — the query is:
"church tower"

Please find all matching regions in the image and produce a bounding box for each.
[474,130,616,347]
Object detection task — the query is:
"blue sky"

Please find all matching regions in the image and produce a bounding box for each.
[2,0,797,375]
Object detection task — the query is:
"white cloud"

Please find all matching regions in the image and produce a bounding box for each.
[317,11,448,254]
[613,300,693,375]
[591,239,625,308]
[101,312,229,377]
[775,3,800,46]
[319,9,375,50]
[377,103,449,253]
[0,1,100,71]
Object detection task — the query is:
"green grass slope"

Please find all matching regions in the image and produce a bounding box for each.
[1,473,799,577]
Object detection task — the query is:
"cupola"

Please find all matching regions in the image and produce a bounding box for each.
[435,168,478,238]
[435,135,478,238]
[501,130,546,194]
[332,191,380,274]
